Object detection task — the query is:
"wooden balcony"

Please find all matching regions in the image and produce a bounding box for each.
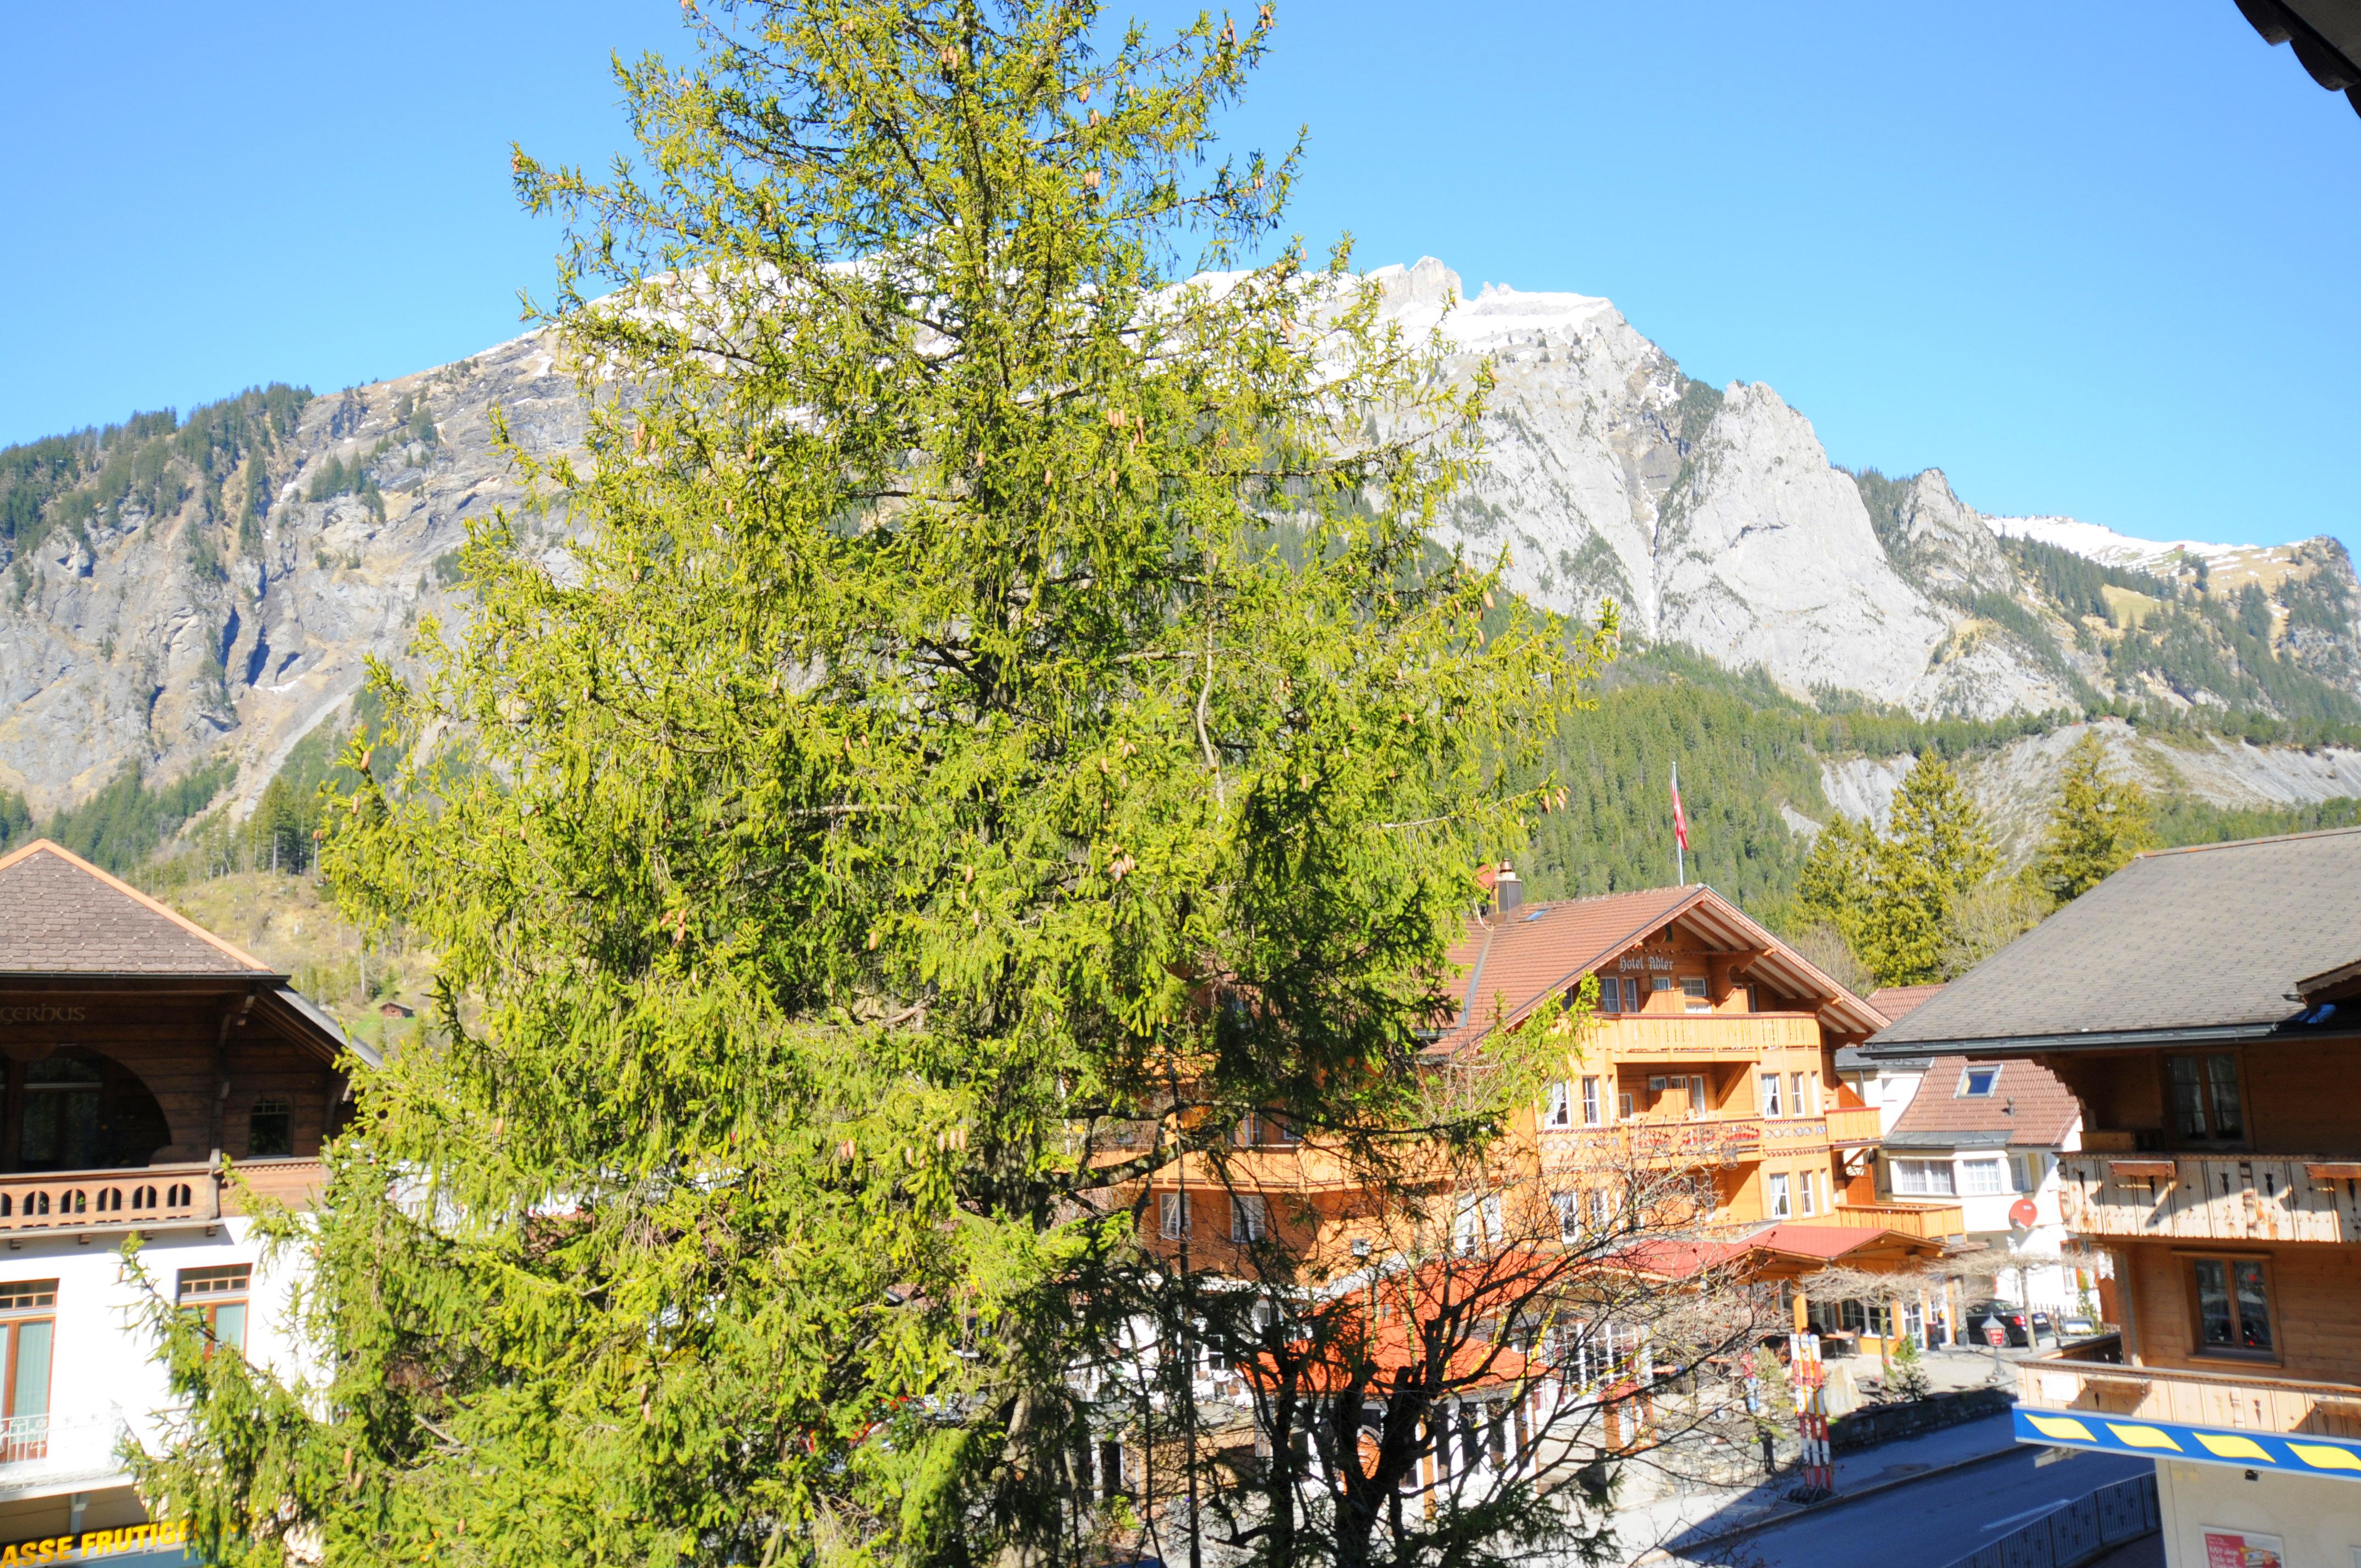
[2018,1342,2361,1441]
[2057,1154,2361,1245]
[1822,1199,1967,1240]
[1824,1104,1883,1147]
[0,1157,325,1241]
[1160,1142,1374,1194]
[1590,1012,1824,1063]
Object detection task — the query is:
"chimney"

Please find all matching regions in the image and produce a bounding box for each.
[1494,862,1524,915]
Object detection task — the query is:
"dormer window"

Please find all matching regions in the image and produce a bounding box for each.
[1956,1066,2000,1098]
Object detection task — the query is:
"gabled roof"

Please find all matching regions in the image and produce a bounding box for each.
[1433,884,1887,1054]
[1883,1055,2080,1150]
[0,840,275,976]
[1868,827,2361,1055]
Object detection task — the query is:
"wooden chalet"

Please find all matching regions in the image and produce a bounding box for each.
[1866,827,2361,1565]
[0,840,364,1545]
[1145,875,1966,1323]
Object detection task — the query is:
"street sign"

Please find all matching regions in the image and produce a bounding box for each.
[2009,1196,2040,1228]
[1983,1319,2009,1348]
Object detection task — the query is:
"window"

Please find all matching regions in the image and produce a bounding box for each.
[1685,1075,1707,1115]
[1623,978,1642,1012]
[179,1265,252,1354]
[1595,977,1619,1014]
[2166,1053,2245,1142]
[248,1096,293,1158]
[1799,1169,1818,1216]
[1766,1173,1792,1219]
[1454,1195,1503,1255]
[1890,1157,1955,1196]
[1807,1071,1822,1114]
[1580,1077,1602,1126]
[1544,1081,1571,1129]
[2190,1257,2273,1356]
[1791,1072,1806,1115]
[1231,1195,1269,1244]
[21,1057,102,1171]
[1960,1158,2009,1195]
[1758,1073,1783,1118]
[1618,1092,1635,1119]
[1681,977,1710,1014]
[1588,1189,1614,1231]
[1746,985,1762,1013]
[1552,1191,1581,1243]
[1652,976,1672,994]
[1279,1115,1303,1144]
[1957,1066,2000,1098]
[1159,1194,1189,1239]
[0,1281,55,1461]
[2012,1152,2042,1193]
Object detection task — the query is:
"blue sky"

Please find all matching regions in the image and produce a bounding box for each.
[3,1,2355,552]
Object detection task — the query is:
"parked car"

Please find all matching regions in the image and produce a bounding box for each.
[1965,1302,2053,1347]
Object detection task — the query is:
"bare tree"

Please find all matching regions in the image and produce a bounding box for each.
[1094,1049,1777,1568]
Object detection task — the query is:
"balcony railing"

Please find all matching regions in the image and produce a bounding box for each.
[2017,1343,2361,1440]
[0,1157,326,1238]
[1591,1012,1824,1061]
[1540,1110,1862,1169]
[1825,1104,1883,1147]
[0,1408,132,1493]
[1822,1200,1967,1240]
[2056,1154,2361,1245]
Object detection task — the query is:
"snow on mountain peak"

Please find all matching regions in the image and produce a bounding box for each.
[1365,258,1615,347]
[1981,513,2258,573]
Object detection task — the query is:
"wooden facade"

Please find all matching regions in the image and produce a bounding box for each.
[1141,883,1960,1282]
[0,842,358,1240]
[2020,1033,2361,1431]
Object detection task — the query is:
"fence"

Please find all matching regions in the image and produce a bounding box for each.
[1939,1472,2159,1568]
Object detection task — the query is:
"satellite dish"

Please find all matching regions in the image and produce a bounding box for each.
[2009,1197,2039,1229]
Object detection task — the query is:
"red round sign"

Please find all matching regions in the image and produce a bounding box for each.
[2009,1197,2040,1228]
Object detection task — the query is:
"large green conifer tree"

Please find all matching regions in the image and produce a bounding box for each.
[2028,733,2152,908]
[131,4,1606,1564]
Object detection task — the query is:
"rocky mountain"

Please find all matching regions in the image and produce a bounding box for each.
[0,330,580,816]
[1370,257,2361,725]
[4,258,2359,832]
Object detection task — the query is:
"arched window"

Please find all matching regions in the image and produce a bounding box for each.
[15,1050,172,1173]
[248,1097,293,1159]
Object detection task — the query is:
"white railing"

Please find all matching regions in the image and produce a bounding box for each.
[0,1408,132,1490]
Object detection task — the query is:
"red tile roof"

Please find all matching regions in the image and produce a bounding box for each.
[1885,1055,2081,1148]
[1867,984,1947,1022]
[1747,1223,1915,1261]
[0,840,274,976]
[1432,884,1886,1054]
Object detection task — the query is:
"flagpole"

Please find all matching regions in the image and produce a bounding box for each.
[1674,762,1684,888]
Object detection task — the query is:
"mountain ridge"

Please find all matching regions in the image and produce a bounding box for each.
[4,260,2357,859]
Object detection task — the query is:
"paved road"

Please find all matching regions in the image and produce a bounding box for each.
[1666,1444,2153,1568]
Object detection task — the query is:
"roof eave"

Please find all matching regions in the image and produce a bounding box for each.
[1863,1020,2359,1058]
[0,970,291,987]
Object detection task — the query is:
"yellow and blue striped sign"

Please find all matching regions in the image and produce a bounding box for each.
[2014,1408,2361,1478]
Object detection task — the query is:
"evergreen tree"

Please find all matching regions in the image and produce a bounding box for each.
[1792,755,1996,987]
[133,6,1604,1566]
[2028,733,2152,908]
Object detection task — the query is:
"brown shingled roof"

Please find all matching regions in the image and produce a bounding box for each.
[1884,1054,2081,1149]
[0,840,275,976]
[1433,883,1886,1053]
